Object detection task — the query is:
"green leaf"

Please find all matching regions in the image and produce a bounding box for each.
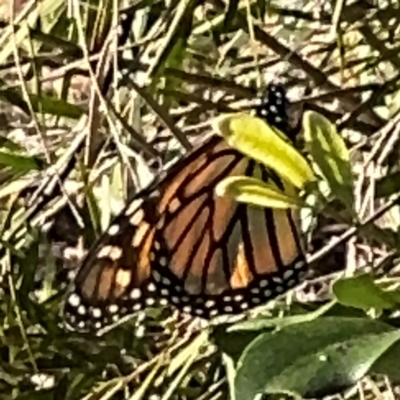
[0,91,84,119]
[375,171,400,198]
[30,94,84,119]
[214,113,315,190]
[0,136,25,152]
[0,89,30,114]
[303,111,354,208]
[235,317,400,399]
[229,301,337,332]
[215,176,304,209]
[0,150,45,172]
[333,274,398,312]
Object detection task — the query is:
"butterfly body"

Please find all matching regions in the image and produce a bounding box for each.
[64,84,307,332]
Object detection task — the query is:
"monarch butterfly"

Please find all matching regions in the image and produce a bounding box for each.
[64,84,307,332]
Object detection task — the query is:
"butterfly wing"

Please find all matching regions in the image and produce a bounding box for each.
[64,83,307,331]
[64,190,160,331]
[150,136,306,318]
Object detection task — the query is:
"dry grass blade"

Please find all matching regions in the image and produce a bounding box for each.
[0,1,400,399]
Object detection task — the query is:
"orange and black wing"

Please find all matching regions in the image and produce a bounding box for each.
[149,136,306,318]
[63,184,161,331]
[63,83,307,332]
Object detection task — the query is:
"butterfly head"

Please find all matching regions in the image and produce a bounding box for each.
[255,83,301,140]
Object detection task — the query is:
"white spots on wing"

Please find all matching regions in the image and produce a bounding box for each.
[153,270,161,282]
[273,277,283,284]
[68,293,80,307]
[209,309,219,317]
[156,217,165,230]
[146,298,156,306]
[161,276,171,286]
[263,289,272,297]
[147,282,156,292]
[130,208,145,226]
[125,198,144,217]
[160,288,169,296]
[159,298,168,306]
[115,269,132,289]
[97,245,123,260]
[108,304,119,314]
[92,308,102,319]
[283,270,294,279]
[234,294,244,302]
[159,257,168,267]
[205,300,216,308]
[108,224,120,236]
[168,198,181,213]
[130,288,141,299]
[259,280,268,288]
[77,305,86,315]
[132,223,149,248]
[295,260,305,269]
[182,305,192,313]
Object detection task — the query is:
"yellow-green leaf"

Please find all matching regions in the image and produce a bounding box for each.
[214,113,315,190]
[216,176,304,209]
[303,111,354,208]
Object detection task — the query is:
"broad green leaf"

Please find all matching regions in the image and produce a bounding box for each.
[333,274,398,312]
[214,113,315,190]
[303,111,354,208]
[235,317,400,399]
[216,176,304,209]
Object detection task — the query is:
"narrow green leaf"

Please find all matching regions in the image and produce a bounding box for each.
[235,317,400,399]
[375,171,400,198]
[0,150,45,172]
[29,94,84,119]
[216,176,304,209]
[303,111,354,207]
[0,89,30,114]
[0,91,84,119]
[0,136,25,152]
[214,113,315,190]
[333,274,398,312]
[230,301,337,332]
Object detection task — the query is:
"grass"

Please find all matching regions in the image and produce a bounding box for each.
[1,0,400,399]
